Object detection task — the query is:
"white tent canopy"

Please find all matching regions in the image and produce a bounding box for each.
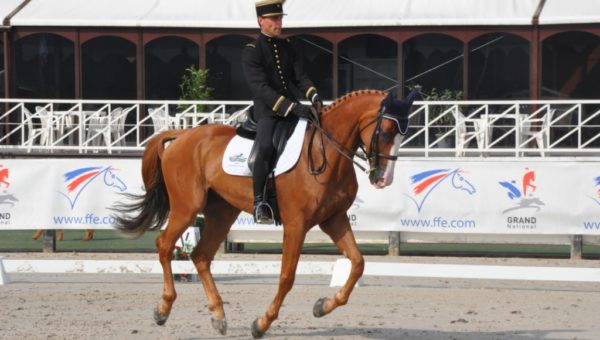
[539,0,600,25]
[6,0,600,28]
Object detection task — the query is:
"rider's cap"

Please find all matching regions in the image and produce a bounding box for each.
[255,0,286,17]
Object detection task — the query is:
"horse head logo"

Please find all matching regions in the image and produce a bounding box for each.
[404,168,476,212]
[451,170,476,194]
[58,166,127,209]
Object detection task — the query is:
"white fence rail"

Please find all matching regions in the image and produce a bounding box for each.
[0,99,252,154]
[1,98,599,156]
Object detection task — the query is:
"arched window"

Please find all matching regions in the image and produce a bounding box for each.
[206,35,253,100]
[14,33,74,98]
[404,33,462,95]
[82,36,136,99]
[339,34,397,95]
[543,31,600,148]
[469,33,530,99]
[289,34,333,100]
[145,36,199,100]
[542,31,600,99]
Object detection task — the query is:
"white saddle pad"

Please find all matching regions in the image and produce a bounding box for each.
[222,119,307,177]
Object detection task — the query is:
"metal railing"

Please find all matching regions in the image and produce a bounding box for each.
[1,98,599,157]
[0,99,252,155]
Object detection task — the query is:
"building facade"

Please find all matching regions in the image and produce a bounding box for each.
[1,0,599,102]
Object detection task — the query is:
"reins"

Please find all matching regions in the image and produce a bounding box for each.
[307,118,370,174]
[307,105,400,175]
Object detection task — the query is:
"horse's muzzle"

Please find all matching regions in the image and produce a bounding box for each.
[369,162,395,189]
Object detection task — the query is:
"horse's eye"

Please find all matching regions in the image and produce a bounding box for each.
[381,131,393,142]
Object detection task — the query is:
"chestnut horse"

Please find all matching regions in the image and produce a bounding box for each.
[114,89,415,338]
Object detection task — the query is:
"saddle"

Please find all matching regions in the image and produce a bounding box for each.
[233,108,301,226]
[236,107,299,172]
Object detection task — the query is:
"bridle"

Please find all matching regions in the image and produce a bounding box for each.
[308,104,406,176]
[361,106,407,174]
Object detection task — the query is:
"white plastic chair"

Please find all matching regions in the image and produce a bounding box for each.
[34,106,60,149]
[149,108,173,133]
[23,107,44,152]
[85,115,109,147]
[456,111,488,156]
[108,107,127,146]
[520,109,555,157]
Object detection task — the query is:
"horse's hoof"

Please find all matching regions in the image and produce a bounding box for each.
[251,318,265,339]
[153,306,168,326]
[211,317,227,335]
[313,297,328,318]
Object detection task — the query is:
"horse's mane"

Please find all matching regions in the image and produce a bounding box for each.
[322,89,386,114]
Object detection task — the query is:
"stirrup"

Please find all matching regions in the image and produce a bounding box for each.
[254,201,275,224]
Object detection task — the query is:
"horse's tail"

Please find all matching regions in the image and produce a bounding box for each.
[113,130,183,238]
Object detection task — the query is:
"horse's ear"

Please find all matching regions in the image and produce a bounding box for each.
[383,88,420,118]
[383,88,420,135]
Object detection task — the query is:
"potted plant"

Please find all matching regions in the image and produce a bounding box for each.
[423,88,464,147]
[173,234,195,282]
[177,66,213,113]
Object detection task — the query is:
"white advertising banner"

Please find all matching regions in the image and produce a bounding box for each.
[1,158,599,235]
[0,159,143,230]
[232,159,600,235]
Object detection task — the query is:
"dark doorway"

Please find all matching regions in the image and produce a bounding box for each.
[14,33,75,98]
[145,36,199,100]
[82,36,136,99]
[339,34,398,96]
[206,35,253,100]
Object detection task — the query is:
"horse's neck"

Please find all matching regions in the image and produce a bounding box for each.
[321,95,375,150]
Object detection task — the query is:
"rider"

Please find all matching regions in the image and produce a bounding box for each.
[242,0,323,224]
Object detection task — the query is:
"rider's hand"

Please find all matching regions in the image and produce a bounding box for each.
[311,93,323,112]
[291,104,312,119]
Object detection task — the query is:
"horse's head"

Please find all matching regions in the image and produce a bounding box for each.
[359,89,417,188]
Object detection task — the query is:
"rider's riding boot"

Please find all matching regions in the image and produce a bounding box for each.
[253,194,274,224]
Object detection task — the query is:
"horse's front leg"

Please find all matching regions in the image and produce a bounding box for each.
[251,226,306,339]
[314,211,364,317]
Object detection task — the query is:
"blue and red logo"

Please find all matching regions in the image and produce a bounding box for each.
[498,168,544,214]
[0,164,19,209]
[404,168,476,212]
[57,166,127,209]
[591,175,600,206]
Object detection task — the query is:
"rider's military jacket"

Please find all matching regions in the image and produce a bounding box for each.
[242,33,317,119]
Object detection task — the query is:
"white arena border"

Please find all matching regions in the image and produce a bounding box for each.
[3,259,600,286]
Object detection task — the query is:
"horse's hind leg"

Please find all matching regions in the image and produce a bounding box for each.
[154,205,199,325]
[190,194,240,336]
[314,211,364,317]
